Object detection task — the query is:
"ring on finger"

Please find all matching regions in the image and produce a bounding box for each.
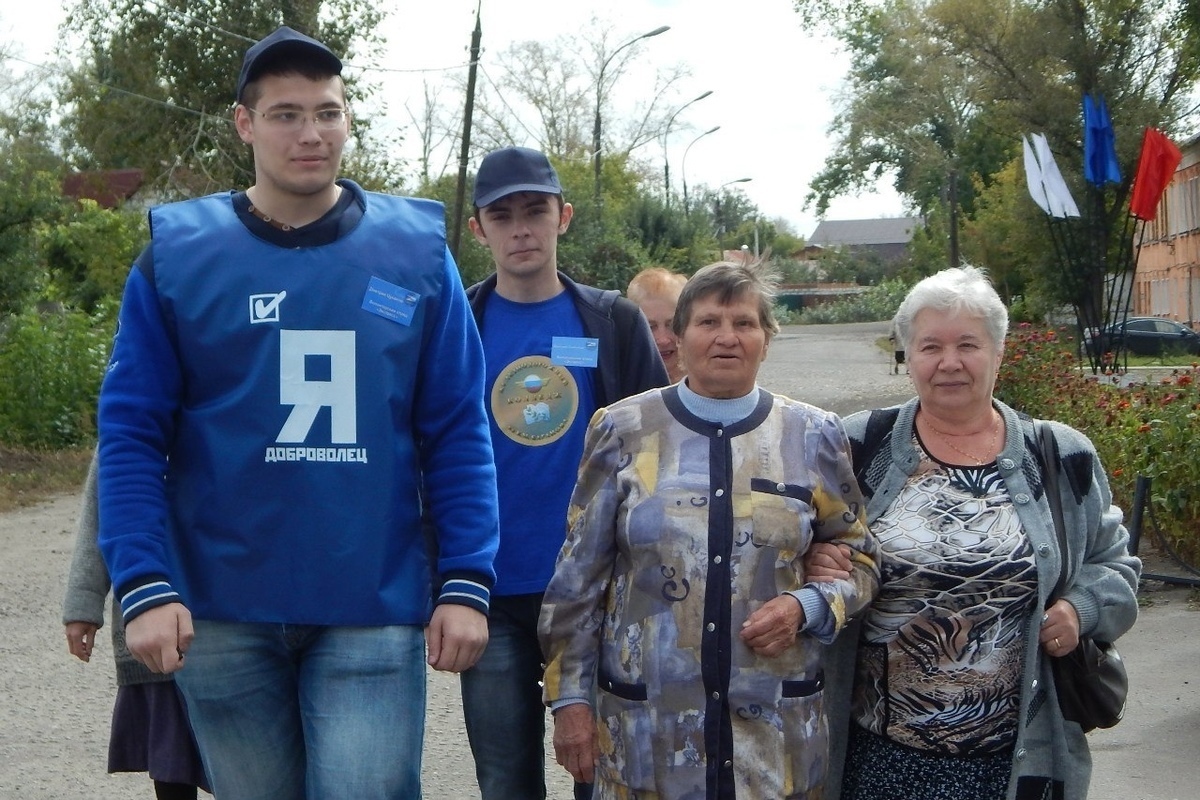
[1053,637,1060,650]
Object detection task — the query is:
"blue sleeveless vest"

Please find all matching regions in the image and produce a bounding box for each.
[149,191,452,623]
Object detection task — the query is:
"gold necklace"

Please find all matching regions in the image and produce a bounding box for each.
[924,412,1000,466]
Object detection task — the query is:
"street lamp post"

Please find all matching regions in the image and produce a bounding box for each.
[681,125,720,217]
[662,90,712,208]
[593,25,670,212]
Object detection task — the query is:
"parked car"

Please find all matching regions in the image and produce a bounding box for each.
[1083,316,1200,357]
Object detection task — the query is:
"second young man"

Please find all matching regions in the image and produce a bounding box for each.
[461,146,668,799]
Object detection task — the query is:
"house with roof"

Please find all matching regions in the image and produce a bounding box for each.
[805,217,922,263]
[1133,133,1200,327]
[61,168,145,209]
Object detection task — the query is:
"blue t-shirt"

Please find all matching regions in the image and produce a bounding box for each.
[481,290,597,595]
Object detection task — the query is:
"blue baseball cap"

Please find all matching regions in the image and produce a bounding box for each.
[237,26,342,103]
[473,147,563,208]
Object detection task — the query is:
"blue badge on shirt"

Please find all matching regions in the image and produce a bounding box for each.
[362,277,419,326]
[551,336,599,368]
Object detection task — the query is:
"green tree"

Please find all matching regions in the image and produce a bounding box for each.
[802,0,1014,223]
[795,0,1200,337]
[961,159,1043,305]
[420,152,674,290]
[0,59,68,314]
[59,0,391,197]
[0,57,64,174]
[628,194,711,272]
[813,247,892,286]
[554,155,653,290]
[43,200,146,315]
[901,203,954,278]
[0,159,63,315]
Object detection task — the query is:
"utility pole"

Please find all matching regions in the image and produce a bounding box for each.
[948,168,960,268]
[450,3,482,260]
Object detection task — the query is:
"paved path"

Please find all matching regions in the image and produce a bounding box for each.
[1,321,1195,798]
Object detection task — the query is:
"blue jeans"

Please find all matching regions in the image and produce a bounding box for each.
[460,594,555,799]
[174,620,426,800]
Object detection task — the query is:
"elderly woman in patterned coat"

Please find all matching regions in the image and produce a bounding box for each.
[538,260,881,799]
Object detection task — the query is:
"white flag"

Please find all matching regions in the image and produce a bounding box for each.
[1023,135,1052,215]
[1023,133,1081,218]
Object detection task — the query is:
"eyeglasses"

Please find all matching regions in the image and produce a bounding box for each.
[245,107,348,132]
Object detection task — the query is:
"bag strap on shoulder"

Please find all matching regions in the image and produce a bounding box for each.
[1037,421,1070,602]
[851,407,900,494]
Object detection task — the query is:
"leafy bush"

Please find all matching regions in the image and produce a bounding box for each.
[43,199,145,316]
[773,304,804,325]
[996,323,1200,567]
[0,308,112,449]
[795,278,913,324]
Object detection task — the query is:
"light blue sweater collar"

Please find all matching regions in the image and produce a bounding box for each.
[677,380,760,425]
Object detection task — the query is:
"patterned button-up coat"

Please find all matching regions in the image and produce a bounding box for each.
[540,386,880,799]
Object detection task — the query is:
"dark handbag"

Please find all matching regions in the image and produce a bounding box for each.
[1038,422,1129,732]
[1049,638,1127,731]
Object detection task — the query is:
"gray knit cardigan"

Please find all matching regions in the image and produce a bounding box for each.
[61,455,168,686]
[824,397,1141,800]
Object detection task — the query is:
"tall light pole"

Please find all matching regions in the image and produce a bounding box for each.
[662,90,712,208]
[592,25,670,213]
[681,125,720,217]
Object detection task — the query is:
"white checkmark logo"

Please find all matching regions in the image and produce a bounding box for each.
[254,291,287,319]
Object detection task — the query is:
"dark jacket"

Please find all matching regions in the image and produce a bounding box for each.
[466,271,669,407]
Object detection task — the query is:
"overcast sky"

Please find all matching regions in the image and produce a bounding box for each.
[2,0,906,237]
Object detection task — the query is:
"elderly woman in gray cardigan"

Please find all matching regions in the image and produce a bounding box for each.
[62,457,209,798]
[809,266,1140,800]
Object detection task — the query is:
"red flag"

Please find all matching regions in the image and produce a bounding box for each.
[1129,128,1182,220]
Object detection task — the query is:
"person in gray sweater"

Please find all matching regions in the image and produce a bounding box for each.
[62,456,209,799]
[807,265,1141,800]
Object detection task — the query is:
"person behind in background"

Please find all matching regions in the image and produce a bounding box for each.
[627,266,688,383]
[889,317,906,375]
[539,260,880,798]
[64,458,210,800]
[96,26,499,799]
[461,146,668,800]
[807,265,1141,800]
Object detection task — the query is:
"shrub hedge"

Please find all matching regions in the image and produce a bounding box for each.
[996,323,1200,567]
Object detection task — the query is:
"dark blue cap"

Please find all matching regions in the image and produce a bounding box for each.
[473,147,563,208]
[237,26,342,103]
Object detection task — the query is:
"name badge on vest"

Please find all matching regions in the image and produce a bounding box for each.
[551,336,599,368]
[362,277,419,326]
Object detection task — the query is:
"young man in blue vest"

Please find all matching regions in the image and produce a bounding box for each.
[461,146,669,799]
[96,26,499,798]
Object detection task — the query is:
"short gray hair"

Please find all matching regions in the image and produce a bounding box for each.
[672,260,781,340]
[894,265,1008,351]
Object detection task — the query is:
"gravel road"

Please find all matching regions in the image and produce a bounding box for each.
[1,320,1194,799]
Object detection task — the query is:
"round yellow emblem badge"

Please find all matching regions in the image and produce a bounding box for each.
[490,356,579,446]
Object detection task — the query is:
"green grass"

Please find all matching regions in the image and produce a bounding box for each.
[0,446,92,513]
[1122,352,1200,368]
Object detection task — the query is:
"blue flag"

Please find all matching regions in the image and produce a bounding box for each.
[1083,93,1121,186]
